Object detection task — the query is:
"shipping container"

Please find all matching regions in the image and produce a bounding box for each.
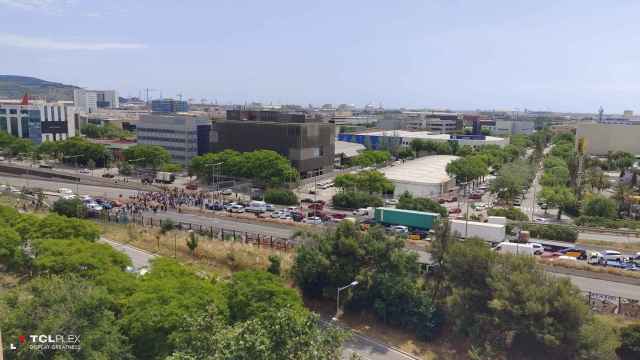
[450,219,506,243]
[374,207,440,230]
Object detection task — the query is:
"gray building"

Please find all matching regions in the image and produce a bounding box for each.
[211,111,335,176]
[136,114,211,164]
[151,99,189,113]
[378,111,463,133]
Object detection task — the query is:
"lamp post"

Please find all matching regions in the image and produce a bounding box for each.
[332,280,358,321]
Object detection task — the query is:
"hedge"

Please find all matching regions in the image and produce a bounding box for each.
[522,223,578,243]
[264,189,298,206]
[487,207,529,222]
[574,216,640,230]
[332,191,383,209]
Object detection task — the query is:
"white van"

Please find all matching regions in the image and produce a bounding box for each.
[494,242,535,256]
[246,201,267,213]
[603,250,622,262]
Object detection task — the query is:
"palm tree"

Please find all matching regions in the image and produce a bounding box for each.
[612,183,633,217]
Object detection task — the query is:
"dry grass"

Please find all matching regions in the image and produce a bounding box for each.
[101,222,294,277]
[538,257,640,280]
[0,272,21,294]
[577,239,640,253]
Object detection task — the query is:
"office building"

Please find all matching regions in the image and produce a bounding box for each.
[576,122,640,155]
[378,111,463,133]
[151,99,189,113]
[73,89,119,112]
[211,111,335,176]
[338,130,508,150]
[136,114,211,164]
[0,97,77,143]
[493,120,536,136]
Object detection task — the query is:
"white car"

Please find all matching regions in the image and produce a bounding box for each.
[86,202,103,211]
[79,168,91,174]
[279,213,292,221]
[81,195,93,202]
[222,188,233,195]
[61,194,77,200]
[271,211,283,218]
[230,204,245,213]
[58,188,73,195]
[529,242,544,255]
[603,250,622,262]
[534,217,548,224]
[385,199,399,206]
[9,186,21,193]
[389,225,409,234]
[303,216,323,225]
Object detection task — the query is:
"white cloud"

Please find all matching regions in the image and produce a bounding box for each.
[0,33,147,50]
[0,0,60,11]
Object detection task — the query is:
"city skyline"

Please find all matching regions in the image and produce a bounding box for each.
[2,0,640,113]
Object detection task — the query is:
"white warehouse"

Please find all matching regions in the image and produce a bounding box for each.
[381,155,459,198]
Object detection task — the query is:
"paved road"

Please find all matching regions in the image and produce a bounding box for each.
[578,231,640,244]
[551,272,640,300]
[100,237,156,269]
[0,174,139,199]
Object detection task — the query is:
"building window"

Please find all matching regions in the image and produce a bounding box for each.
[0,109,6,114]
[9,109,17,115]
[0,117,6,131]
[44,107,48,121]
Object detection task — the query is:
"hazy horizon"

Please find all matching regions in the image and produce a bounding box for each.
[2,0,639,114]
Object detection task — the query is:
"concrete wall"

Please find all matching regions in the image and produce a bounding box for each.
[576,122,640,155]
[392,178,456,198]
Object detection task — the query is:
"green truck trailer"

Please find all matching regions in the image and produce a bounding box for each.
[373,207,440,230]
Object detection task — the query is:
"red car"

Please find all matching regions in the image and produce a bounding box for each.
[449,208,462,214]
[308,203,324,210]
[185,183,198,190]
[469,194,482,200]
[447,197,458,202]
[438,198,446,204]
[331,213,347,220]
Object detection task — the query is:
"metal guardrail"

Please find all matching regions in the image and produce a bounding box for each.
[584,291,640,318]
[577,226,640,237]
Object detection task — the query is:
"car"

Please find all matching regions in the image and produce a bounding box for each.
[469,193,482,200]
[331,213,347,220]
[271,210,284,218]
[102,173,115,178]
[603,250,622,262]
[438,198,446,204]
[61,194,77,200]
[58,187,73,195]
[300,198,314,203]
[449,207,462,214]
[529,242,544,255]
[540,203,548,210]
[86,202,103,211]
[230,204,245,213]
[447,197,458,202]
[279,213,292,221]
[9,186,21,193]
[265,204,275,211]
[353,208,369,216]
[560,248,588,260]
[38,164,53,169]
[534,217,547,224]
[303,216,323,225]
[79,168,91,174]
[222,188,233,195]
[185,183,198,190]
[513,199,522,206]
[389,225,409,234]
[286,206,298,212]
[308,203,324,210]
[385,198,399,205]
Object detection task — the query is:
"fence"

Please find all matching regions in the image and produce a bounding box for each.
[101,213,296,252]
[583,291,640,318]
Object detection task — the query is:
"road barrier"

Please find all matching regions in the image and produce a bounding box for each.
[584,291,640,318]
[101,213,296,252]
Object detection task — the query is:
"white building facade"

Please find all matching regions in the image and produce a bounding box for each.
[74,89,119,113]
[0,100,78,143]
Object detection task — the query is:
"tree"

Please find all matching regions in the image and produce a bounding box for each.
[585,167,608,193]
[538,186,576,220]
[162,162,183,173]
[540,165,570,187]
[52,197,88,218]
[56,136,110,167]
[186,231,198,257]
[396,191,448,217]
[123,144,172,170]
[351,150,391,167]
[612,183,633,216]
[14,213,100,242]
[225,270,303,323]
[398,148,415,159]
[118,160,134,176]
[332,191,383,209]
[121,258,228,359]
[582,194,617,219]
[267,255,281,275]
[0,275,133,359]
[0,225,26,271]
[618,323,640,359]
[167,307,348,360]
[264,188,298,205]
[446,155,489,185]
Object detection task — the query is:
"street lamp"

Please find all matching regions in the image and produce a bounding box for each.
[332,280,359,321]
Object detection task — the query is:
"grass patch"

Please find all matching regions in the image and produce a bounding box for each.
[577,239,640,253]
[100,222,294,277]
[538,257,640,280]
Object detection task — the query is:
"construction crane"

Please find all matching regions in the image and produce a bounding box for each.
[143,88,159,106]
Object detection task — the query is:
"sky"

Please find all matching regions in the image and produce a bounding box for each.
[1,0,640,113]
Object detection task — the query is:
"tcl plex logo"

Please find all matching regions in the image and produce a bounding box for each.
[10,334,81,351]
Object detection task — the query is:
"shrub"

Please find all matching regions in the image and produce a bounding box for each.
[582,195,617,219]
[52,198,87,218]
[264,188,298,205]
[396,191,448,217]
[618,323,640,359]
[267,255,281,275]
[332,191,383,209]
[487,207,529,222]
[160,219,176,234]
[523,223,578,242]
[575,216,640,230]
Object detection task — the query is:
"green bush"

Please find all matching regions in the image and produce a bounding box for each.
[52,198,87,218]
[522,223,578,242]
[264,188,298,205]
[160,218,176,234]
[582,195,617,219]
[396,191,448,217]
[618,323,640,359]
[487,207,529,222]
[332,191,383,209]
[575,216,640,230]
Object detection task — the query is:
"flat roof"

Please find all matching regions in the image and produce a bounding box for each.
[354,130,504,142]
[377,207,440,217]
[335,140,366,157]
[380,155,459,185]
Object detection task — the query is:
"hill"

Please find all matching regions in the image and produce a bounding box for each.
[0,75,79,101]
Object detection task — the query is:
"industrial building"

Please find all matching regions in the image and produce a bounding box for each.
[576,122,640,155]
[136,114,211,164]
[378,111,463,133]
[73,89,119,113]
[151,99,189,113]
[210,110,335,176]
[493,120,536,136]
[334,140,366,167]
[380,155,459,198]
[0,97,78,143]
[338,130,508,150]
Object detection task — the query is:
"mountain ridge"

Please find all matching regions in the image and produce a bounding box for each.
[0,75,80,101]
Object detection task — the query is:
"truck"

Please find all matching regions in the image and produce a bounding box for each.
[493,242,535,256]
[155,172,175,184]
[245,200,267,213]
[374,207,440,230]
[450,219,506,243]
[487,216,507,225]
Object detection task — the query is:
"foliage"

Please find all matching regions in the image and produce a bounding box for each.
[396,191,448,217]
[522,223,578,242]
[191,149,299,186]
[81,123,134,140]
[607,151,636,171]
[574,216,640,229]
[44,136,111,167]
[446,155,489,183]
[14,213,100,242]
[267,255,281,275]
[160,218,177,234]
[490,160,535,203]
[540,164,570,187]
[225,270,303,323]
[0,225,24,271]
[167,307,348,360]
[293,222,443,340]
[397,147,415,159]
[121,258,228,360]
[351,150,391,167]
[52,197,87,218]
[410,139,452,155]
[118,160,134,176]
[332,191,383,209]
[582,194,617,219]
[186,231,198,256]
[487,207,529,221]
[123,144,172,170]
[538,186,576,220]
[162,162,184,173]
[0,275,133,359]
[264,188,298,205]
[618,323,640,359]
[577,316,620,360]
[334,170,394,194]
